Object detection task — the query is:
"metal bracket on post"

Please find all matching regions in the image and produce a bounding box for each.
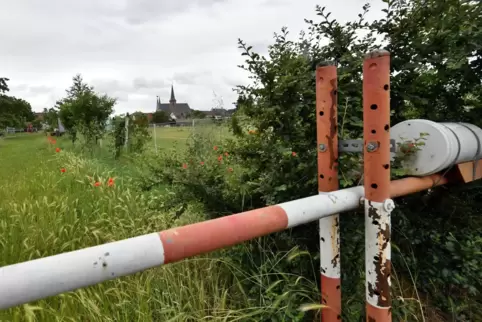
[338,139,396,153]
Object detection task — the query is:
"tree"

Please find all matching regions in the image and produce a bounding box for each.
[151,110,170,123]
[0,78,35,128]
[219,0,482,319]
[58,74,116,144]
[190,110,207,119]
[132,111,149,127]
[42,108,59,129]
[0,77,9,93]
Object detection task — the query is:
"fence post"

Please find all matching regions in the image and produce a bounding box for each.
[124,113,129,151]
[316,61,341,321]
[153,123,157,151]
[363,50,393,322]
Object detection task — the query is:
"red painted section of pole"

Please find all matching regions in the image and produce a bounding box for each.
[363,49,392,322]
[363,52,391,204]
[159,206,288,264]
[316,62,341,322]
[389,173,449,198]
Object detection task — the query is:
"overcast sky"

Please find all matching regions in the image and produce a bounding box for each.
[1,0,385,115]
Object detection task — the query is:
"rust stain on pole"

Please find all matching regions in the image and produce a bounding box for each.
[363,49,392,322]
[316,62,341,322]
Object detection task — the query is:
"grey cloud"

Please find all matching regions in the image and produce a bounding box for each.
[172,71,213,85]
[1,0,386,114]
[122,0,227,24]
[9,84,55,95]
[132,77,169,91]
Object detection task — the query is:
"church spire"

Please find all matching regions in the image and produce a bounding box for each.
[169,84,176,104]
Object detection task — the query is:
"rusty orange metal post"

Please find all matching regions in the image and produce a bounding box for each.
[363,50,392,322]
[316,61,341,321]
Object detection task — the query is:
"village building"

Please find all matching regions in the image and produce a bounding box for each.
[156,85,191,120]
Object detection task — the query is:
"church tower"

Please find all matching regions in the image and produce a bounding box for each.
[169,85,176,105]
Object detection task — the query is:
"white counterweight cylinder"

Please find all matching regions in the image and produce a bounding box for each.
[390,119,482,176]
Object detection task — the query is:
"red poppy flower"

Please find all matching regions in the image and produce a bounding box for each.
[224,152,229,157]
[107,178,115,187]
[200,161,205,165]
[182,163,188,169]
[292,152,297,157]
[94,182,101,187]
[217,155,223,162]
[55,147,61,153]
[228,167,233,172]
[213,146,218,151]
[60,168,66,173]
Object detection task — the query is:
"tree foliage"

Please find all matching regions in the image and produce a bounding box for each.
[0,77,9,94]
[228,0,482,319]
[57,74,116,144]
[0,78,35,128]
[151,110,170,123]
[141,0,482,320]
[190,110,207,119]
[110,112,151,159]
[42,107,59,129]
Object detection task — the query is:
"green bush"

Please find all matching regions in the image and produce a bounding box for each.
[139,0,482,320]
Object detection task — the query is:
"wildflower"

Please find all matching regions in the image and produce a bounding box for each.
[55,147,61,153]
[200,161,205,166]
[107,178,115,187]
[94,182,101,187]
[60,168,66,173]
[213,146,218,151]
[182,163,188,169]
[217,155,223,162]
[292,152,297,157]
[228,167,233,172]
[224,152,229,157]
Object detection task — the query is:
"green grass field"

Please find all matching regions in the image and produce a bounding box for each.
[150,125,231,151]
[0,133,317,322]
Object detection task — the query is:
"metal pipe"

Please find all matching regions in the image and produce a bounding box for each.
[0,173,452,310]
[316,61,341,321]
[363,49,392,322]
[390,120,482,176]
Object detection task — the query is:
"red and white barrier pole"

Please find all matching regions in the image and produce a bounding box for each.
[0,172,452,310]
[363,49,393,322]
[316,61,341,321]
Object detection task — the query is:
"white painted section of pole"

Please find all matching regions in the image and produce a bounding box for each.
[319,216,340,278]
[0,233,164,310]
[319,192,340,278]
[281,185,364,228]
[390,119,482,176]
[0,185,366,310]
[365,199,393,307]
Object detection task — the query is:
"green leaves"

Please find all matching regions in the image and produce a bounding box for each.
[57,74,116,145]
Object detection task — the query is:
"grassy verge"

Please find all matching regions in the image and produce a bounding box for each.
[0,134,318,322]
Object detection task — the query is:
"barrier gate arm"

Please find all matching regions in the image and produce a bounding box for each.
[0,173,451,310]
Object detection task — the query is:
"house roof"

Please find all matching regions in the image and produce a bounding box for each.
[157,103,191,116]
[156,85,192,116]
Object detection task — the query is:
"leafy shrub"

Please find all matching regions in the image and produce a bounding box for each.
[139,0,482,320]
[109,113,151,159]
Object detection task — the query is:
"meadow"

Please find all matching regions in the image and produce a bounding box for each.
[0,132,318,322]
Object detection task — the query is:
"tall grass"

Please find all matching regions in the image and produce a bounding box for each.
[0,134,319,321]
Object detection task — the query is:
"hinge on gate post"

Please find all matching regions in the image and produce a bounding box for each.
[338,139,396,153]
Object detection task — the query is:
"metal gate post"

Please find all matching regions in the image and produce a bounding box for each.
[316,62,341,321]
[363,50,393,322]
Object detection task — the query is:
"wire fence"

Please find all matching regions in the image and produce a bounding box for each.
[149,118,231,151]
